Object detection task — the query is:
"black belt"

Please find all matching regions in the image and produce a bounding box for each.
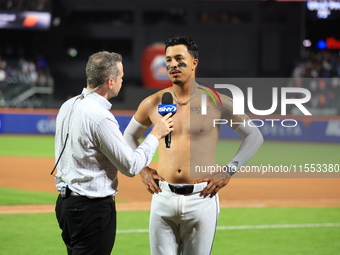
[168,184,194,195]
[59,187,113,200]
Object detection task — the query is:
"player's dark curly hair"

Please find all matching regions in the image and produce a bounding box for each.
[165,35,198,59]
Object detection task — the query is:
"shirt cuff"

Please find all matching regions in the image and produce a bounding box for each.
[143,133,159,151]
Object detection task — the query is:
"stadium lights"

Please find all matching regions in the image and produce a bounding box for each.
[307,0,340,19]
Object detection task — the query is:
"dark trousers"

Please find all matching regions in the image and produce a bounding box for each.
[55,194,116,255]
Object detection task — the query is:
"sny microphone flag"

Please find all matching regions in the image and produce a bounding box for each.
[158,104,177,116]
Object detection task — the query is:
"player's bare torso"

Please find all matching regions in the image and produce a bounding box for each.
[139,87,223,184]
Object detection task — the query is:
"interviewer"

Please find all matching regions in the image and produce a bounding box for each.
[53,51,173,255]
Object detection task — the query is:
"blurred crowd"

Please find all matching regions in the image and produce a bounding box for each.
[290,50,340,114]
[0,53,53,107]
[0,39,339,113]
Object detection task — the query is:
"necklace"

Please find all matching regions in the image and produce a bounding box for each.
[172,86,197,105]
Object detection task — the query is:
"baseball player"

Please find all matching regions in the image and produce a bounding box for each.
[124,35,263,255]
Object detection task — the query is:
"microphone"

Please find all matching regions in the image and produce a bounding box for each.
[158,92,177,148]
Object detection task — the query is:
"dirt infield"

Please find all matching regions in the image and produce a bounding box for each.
[1,156,340,214]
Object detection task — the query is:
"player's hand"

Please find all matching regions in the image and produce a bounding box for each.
[195,172,232,198]
[140,166,165,194]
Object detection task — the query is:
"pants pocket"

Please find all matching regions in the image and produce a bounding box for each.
[100,200,115,231]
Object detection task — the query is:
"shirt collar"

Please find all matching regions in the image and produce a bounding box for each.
[81,88,112,110]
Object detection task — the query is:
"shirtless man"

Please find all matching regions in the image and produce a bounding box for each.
[124,35,263,255]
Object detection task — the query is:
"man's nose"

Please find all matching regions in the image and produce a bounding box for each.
[169,59,178,68]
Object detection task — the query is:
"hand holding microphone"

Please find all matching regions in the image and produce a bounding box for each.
[158,92,177,148]
[150,113,174,141]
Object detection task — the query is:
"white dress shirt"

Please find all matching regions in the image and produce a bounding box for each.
[54,88,158,198]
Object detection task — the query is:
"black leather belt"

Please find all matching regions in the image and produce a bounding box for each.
[168,184,194,195]
[60,187,113,200]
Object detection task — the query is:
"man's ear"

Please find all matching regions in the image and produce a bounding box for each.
[108,77,115,89]
[193,59,199,69]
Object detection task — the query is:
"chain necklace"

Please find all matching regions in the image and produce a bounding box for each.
[172,85,197,105]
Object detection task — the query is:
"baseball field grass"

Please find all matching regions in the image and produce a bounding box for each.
[0,198,339,255]
[1,135,340,165]
[0,135,340,255]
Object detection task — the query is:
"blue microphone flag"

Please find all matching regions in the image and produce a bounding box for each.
[158,104,177,116]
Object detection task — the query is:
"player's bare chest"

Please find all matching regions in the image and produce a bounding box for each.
[152,103,221,137]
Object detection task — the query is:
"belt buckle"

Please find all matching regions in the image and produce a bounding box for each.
[169,184,194,195]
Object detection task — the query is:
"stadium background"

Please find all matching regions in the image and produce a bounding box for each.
[0,0,340,254]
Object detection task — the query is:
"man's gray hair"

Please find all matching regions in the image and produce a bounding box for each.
[86,51,122,89]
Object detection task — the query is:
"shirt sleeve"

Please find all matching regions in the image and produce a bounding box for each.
[96,117,159,177]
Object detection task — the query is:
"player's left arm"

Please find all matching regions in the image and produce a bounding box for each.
[196,94,264,198]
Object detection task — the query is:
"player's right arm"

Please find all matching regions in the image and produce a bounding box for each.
[123,93,165,194]
[124,91,165,148]
[124,95,156,149]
